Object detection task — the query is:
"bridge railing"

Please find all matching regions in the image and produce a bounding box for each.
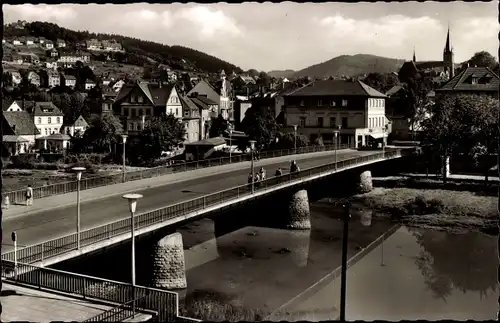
[5,143,352,204]
[2,149,402,266]
[83,295,151,322]
[2,260,178,322]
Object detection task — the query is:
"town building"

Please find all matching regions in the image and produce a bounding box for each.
[26,37,36,46]
[32,102,64,137]
[62,74,77,88]
[86,39,101,51]
[27,71,40,87]
[435,65,499,99]
[2,111,40,155]
[62,115,89,136]
[189,94,219,140]
[85,79,97,91]
[57,39,66,48]
[45,40,54,49]
[10,71,22,85]
[283,79,389,148]
[113,80,177,135]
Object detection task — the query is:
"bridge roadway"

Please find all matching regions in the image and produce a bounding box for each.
[3,149,394,254]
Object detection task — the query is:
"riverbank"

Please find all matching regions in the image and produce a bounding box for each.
[348,177,498,234]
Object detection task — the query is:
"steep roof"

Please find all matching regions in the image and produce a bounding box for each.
[179,96,199,114]
[187,79,220,103]
[436,66,499,92]
[385,85,405,97]
[3,111,40,136]
[114,81,176,107]
[286,80,386,97]
[33,102,63,116]
[64,115,89,127]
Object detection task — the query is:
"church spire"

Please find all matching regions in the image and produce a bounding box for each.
[412,47,416,62]
[444,24,452,53]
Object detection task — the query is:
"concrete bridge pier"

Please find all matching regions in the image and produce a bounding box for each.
[150,232,187,290]
[357,170,373,194]
[286,189,311,230]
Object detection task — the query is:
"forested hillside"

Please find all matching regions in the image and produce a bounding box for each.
[4,21,243,74]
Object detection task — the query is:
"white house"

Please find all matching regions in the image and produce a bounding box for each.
[62,115,89,136]
[2,100,23,112]
[112,79,125,92]
[166,86,183,119]
[33,102,64,137]
[85,79,96,91]
[63,74,77,88]
[13,39,23,46]
[45,41,54,49]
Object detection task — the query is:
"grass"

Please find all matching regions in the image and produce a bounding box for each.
[348,177,498,234]
[180,290,265,322]
[1,165,147,192]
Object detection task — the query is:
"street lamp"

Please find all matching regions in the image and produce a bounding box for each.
[228,125,233,163]
[122,193,143,318]
[72,167,85,250]
[249,140,256,194]
[339,201,351,322]
[293,125,298,153]
[121,133,128,183]
[333,125,341,171]
[382,122,390,158]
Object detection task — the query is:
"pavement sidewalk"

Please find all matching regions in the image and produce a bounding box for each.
[2,149,351,220]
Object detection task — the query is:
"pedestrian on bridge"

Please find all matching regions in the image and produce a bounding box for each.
[25,185,33,206]
[275,168,283,177]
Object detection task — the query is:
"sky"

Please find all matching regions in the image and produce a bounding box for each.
[4,2,499,72]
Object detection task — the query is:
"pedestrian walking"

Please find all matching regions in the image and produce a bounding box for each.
[25,185,33,206]
[275,168,283,177]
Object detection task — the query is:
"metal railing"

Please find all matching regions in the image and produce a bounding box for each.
[2,261,177,322]
[1,149,402,267]
[4,143,352,203]
[84,295,151,322]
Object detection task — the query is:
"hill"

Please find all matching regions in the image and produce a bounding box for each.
[3,21,243,75]
[293,54,405,78]
[267,69,296,79]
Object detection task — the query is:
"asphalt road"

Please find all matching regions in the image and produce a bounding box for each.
[3,149,391,252]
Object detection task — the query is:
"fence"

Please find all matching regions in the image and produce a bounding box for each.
[1,260,178,322]
[84,296,150,322]
[1,149,402,266]
[5,143,352,204]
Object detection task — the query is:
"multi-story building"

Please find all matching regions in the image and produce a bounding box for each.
[283,79,389,148]
[86,39,101,51]
[189,94,219,140]
[2,111,40,154]
[62,74,77,88]
[32,102,64,137]
[62,115,89,136]
[113,81,177,136]
[57,39,66,48]
[57,51,91,67]
[27,71,40,87]
[435,65,499,99]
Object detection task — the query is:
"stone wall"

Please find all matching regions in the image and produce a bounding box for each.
[287,189,311,230]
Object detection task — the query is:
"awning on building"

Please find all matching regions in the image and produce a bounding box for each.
[3,135,29,143]
[369,133,385,139]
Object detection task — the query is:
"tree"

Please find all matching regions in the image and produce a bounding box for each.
[136,114,186,163]
[238,97,280,151]
[209,114,228,138]
[272,132,310,150]
[83,114,123,153]
[362,72,400,93]
[467,51,498,70]
[422,93,498,183]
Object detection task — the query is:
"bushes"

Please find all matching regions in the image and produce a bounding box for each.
[64,153,104,165]
[11,154,38,169]
[404,196,445,215]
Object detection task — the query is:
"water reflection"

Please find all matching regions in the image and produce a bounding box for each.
[410,228,497,300]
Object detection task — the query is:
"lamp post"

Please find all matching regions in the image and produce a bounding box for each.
[121,134,128,183]
[339,201,351,322]
[228,126,233,163]
[249,140,256,194]
[382,122,390,158]
[72,167,85,250]
[293,125,298,153]
[333,126,341,171]
[122,193,143,318]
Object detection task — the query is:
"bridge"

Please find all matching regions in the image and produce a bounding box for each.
[2,148,409,266]
[1,146,412,322]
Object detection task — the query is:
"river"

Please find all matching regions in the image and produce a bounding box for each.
[51,198,498,321]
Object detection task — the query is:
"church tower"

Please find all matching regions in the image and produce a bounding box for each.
[443,26,454,80]
[219,70,230,120]
[412,47,416,63]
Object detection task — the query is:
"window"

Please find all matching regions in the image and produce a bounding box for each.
[185,111,189,117]
[330,117,336,128]
[45,129,48,135]
[139,109,143,116]
[138,95,143,103]
[124,108,129,117]
[176,108,179,116]
[299,117,306,127]
[37,117,41,124]
[317,100,323,106]
[342,99,348,107]
[145,109,151,116]
[48,117,52,124]
[130,95,136,103]
[341,117,348,128]
[317,117,324,127]
[330,100,336,107]
[131,109,137,117]
[135,123,141,131]
[56,117,60,124]
[128,123,134,130]
[300,100,305,106]
[171,96,178,103]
